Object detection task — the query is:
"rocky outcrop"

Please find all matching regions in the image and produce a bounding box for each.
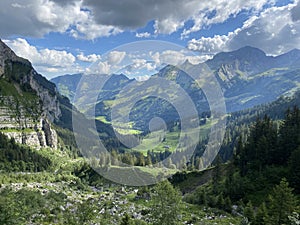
[0,101,57,149]
[42,119,57,148]
[0,39,60,149]
[23,70,61,122]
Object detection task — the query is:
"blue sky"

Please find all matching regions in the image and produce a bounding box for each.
[1,0,299,79]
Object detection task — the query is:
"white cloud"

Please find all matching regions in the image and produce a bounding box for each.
[3,38,79,78]
[135,32,151,38]
[108,51,126,65]
[124,59,156,74]
[94,61,110,74]
[83,0,272,36]
[150,50,210,67]
[187,33,234,53]
[154,19,185,34]
[77,52,101,62]
[136,75,150,82]
[187,1,300,56]
[71,19,123,40]
[0,0,86,37]
[0,0,274,39]
[181,0,272,38]
[86,51,127,75]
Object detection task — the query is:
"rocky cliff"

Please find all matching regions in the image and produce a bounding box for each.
[0,40,60,149]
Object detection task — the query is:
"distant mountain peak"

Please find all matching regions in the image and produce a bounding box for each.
[236,45,266,53]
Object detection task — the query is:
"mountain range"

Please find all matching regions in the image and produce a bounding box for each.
[51,46,300,131]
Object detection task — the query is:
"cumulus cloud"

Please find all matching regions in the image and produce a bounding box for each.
[77,52,101,62]
[108,51,126,65]
[187,33,234,54]
[87,51,127,75]
[181,0,272,38]
[187,2,300,56]
[71,20,123,40]
[154,19,185,34]
[83,0,272,36]
[291,0,300,21]
[0,0,86,38]
[3,38,79,78]
[0,0,274,39]
[124,59,156,74]
[150,50,209,67]
[94,61,110,74]
[136,32,151,38]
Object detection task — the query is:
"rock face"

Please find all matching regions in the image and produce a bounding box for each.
[0,39,59,149]
[23,70,61,122]
[0,96,58,149]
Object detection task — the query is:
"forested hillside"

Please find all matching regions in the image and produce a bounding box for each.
[181,106,300,225]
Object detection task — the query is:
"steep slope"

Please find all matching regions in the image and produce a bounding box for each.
[52,46,300,131]
[0,40,61,148]
[0,39,122,152]
[51,73,82,102]
[51,73,134,104]
[206,46,300,111]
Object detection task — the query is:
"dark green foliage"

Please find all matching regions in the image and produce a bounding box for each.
[234,107,300,193]
[289,146,300,193]
[183,106,300,221]
[0,188,66,225]
[4,60,31,84]
[120,213,134,225]
[0,132,51,172]
[151,180,181,225]
[266,178,298,225]
[278,106,300,165]
[244,201,255,222]
[238,115,278,176]
[254,202,268,225]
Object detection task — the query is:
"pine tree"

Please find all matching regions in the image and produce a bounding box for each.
[212,155,222,194]
[224,196,232,213]
[254,202,268,225]
[289,147,300,193]
[266,178,298,225]
[244,201,255,223]
[151,180,181,225]
[277,107,300,165]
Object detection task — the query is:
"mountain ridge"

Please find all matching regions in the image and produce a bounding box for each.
[51,46,300,131]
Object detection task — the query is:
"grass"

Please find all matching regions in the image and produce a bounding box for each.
[130,118,216,155]
[0,128,35,133]
[0,79,41,118]
[251,67,289,79]
[96,116,111,124]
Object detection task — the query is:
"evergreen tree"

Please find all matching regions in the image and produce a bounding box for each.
[212,155,222,194]
[289,146,300,193]
[277,107,300,165]
[244,201,255,223]
[151,180,181,225]
[266,178,298,225]
[254,202,268,225]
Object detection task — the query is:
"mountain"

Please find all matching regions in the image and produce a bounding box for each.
[50,73,83,102]
[206,46,300,111]
[51,73,133,103]
[0,39,62,148]
[0,39,124,152]
[51,46,300,131]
